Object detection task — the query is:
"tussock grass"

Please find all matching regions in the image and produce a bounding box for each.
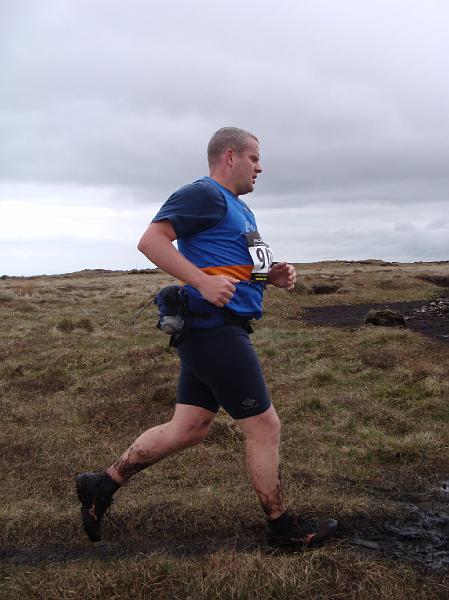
[2,549,447,600]
[1,263,449,598]
[289,260,445,305]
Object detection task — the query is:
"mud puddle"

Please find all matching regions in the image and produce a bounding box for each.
[337,480,449,571]
[293,295,449,343]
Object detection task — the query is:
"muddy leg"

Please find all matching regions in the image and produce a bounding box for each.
[237,405,286,519]
[107,404,215,484]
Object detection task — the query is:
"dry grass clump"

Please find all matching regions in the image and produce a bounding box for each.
[376,276,406,290]
[75,317,94,332]
[13,283,37,297]
[359,348,399,370]
[0,290,15,302]
[301,359,340,387]
[56,317,75,333]
[3,365,74,397]
[56,316,95,333]
[56,317,105,333]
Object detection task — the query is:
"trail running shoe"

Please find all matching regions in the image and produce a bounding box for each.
[75,471,120,542]
[267,512,338,548]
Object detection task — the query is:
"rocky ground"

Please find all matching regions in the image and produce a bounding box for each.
[407,296,449,342]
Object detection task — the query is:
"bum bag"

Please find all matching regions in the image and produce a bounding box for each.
[154,285,253,347]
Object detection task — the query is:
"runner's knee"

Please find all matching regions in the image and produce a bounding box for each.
[262,412,281,443]
[241,409,281,443]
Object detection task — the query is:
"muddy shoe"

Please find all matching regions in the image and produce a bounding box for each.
[267,511,338,548]
[75,472,120,542]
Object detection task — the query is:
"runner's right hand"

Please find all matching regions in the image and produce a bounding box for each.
[197,275,239,307]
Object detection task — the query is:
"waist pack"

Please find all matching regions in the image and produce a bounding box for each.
[154,285,189,335]
[154,285,253,347]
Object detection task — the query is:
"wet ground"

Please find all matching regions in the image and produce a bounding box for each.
[337,479,449,571]
[292,294,449,343]
[2,482,448,571]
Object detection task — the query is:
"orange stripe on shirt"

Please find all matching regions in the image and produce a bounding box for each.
[201,265,253,281]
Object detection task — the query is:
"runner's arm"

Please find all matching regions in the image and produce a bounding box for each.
[138,220,238,307]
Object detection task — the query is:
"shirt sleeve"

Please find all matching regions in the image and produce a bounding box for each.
[151,181,227,238]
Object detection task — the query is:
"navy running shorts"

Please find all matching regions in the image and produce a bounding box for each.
[176,324,271,420]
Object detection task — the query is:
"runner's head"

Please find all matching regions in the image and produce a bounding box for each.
[207,127,262,196]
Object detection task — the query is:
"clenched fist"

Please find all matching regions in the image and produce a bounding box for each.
[198,275,239,307]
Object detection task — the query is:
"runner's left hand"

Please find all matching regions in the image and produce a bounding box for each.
[267,262,296,290]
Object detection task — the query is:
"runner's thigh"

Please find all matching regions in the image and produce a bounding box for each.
[177,325,271,419]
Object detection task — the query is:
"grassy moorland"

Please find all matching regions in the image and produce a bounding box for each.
[1,260,449,599]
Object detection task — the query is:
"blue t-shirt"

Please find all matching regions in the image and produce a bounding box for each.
[152,178,226,237]
[151,177,267,319]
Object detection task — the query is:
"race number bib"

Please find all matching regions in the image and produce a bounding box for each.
[245,231,273,282]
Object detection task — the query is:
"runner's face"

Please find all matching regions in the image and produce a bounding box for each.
[232,138,262,195]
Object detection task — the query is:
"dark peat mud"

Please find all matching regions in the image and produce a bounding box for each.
[337,479,449,571]
[292,294,449,343]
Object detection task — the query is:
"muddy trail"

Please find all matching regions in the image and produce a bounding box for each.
[293,294,449,343]
[337,479,449,572]
[2,483,448,571]
[0,535,258,566]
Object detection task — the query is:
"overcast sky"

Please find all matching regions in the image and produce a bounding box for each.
[1,0,448,275]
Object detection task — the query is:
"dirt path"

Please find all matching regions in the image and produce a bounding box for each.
[294,296,449,343]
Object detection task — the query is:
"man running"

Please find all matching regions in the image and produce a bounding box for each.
[76,127,337,548]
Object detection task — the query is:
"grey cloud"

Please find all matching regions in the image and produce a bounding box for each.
[2,0,449,208]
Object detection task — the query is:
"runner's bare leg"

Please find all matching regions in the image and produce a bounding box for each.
[237,405,286,519]
[106,404,215,484]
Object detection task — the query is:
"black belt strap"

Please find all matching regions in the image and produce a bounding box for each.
[170,310,254,348]
[223,311,254,334]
